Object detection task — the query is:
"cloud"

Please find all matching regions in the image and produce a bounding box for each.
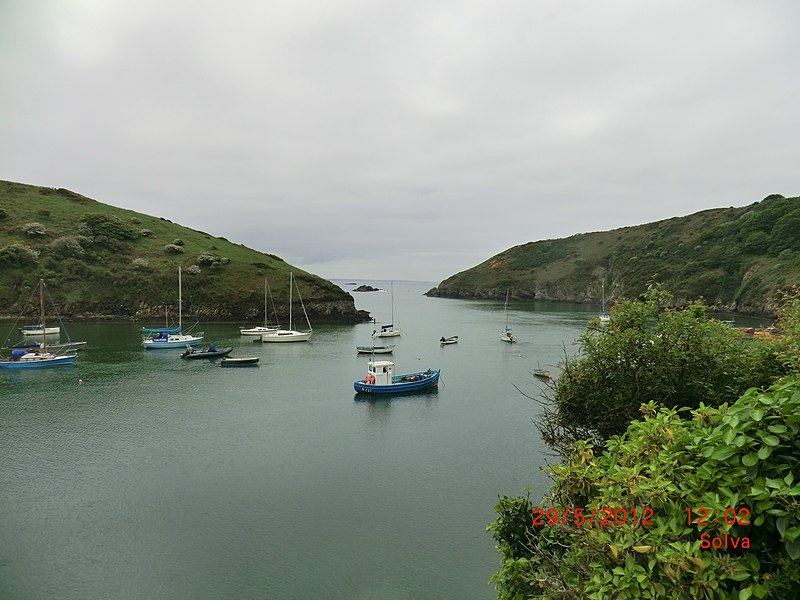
[1,0,799,280]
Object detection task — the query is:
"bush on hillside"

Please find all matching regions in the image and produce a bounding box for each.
[21,222,46,237]
[80,213,139,241]
[48,236,85,258]
[164,244,184,254]
[0,243,39,266]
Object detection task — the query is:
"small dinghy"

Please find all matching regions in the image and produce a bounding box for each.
[356,344,395,354]
[181,344,233,359]
[220,357,260,367]
[439,336,458,345]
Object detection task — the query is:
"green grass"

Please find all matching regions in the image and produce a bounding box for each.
[0,181,366,323]
[429,194,800,315]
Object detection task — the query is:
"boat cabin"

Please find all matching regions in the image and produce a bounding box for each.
[364,360,394,385]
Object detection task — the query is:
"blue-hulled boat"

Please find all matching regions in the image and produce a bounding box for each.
[0,279,77,369]
[142,267,204,349]
[354,360,440,394]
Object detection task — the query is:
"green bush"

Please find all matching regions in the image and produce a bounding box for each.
[0,243,39,266]
[539,285,785,452]
[81,213,139,240]
[489,380,800,599]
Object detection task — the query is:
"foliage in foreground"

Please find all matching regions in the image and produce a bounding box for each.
[540,285,791,454]
[489,380,800,599]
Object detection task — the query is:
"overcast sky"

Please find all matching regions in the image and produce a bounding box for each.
[1,1,798,282]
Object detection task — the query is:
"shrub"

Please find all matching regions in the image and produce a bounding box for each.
[140,229,154,237]
[21,222,46,236]
[130,216,141,224]
[0,243,39,266]
[0,207,8,220]
[185,265,201,275]
[80,213,139,240]
[172,238,184,246]
[132,258,149,270]
[164,244,184,254]
[489,380,800,599]
[48,236,85,258]
[539,285,786,452]
[196,253,220,266]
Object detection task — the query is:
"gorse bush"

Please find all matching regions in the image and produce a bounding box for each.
[80,213,139,241]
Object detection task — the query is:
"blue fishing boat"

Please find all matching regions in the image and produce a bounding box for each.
[354,360,440,394]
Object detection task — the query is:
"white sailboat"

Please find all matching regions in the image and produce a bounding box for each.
[261,272,313,343]
[142,266,204,349]
[240,277,280,335]
[0,280,77,368]
[500,290,516,343]
[373,281,401,338]
[599,282,610,324]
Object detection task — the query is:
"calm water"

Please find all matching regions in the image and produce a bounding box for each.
[1,282,596,600]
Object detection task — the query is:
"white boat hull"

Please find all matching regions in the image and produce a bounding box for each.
[240,326,279,336]
[261,330,312,343]
[21,326,60,336]
[373,328,401,338]
[143,334,204,349]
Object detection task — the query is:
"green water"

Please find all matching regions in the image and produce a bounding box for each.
[1,282,594,599]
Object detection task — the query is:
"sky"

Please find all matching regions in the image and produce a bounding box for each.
[1,1,799,282]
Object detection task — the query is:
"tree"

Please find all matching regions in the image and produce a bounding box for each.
[539,285,785,454]
[489,380,800,599]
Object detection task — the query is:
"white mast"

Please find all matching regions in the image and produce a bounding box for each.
[178,266,182,329]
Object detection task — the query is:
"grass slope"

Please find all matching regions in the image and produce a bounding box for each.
[0,181,368,323]
[428,193,800,315]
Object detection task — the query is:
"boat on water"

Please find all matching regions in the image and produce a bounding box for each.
[1,280,77,369]
[373,282,402,338]
[501,290,516,343]
[356,344,395,354]
[240,277,280,336]
[354,360,440,394]
[261,272,313,343]
[599,282,610,324]
[533,368,553,381]
[4,340,87,353]
[440,336,458,345]
[143,267,204,349]
[19,324,60,336]
[181,344,233,359]
[220,357,260,366]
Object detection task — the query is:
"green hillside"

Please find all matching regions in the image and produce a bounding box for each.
[0,181,368,323]
[427,193,800,315]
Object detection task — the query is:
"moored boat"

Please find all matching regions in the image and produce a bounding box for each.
[220,357,260,366]
[19,324,60,336]
[440,336,458,345]
[1,280,77,369]
[261,272,313,343]
[143,267,204,349]
[356,344,395,354]
[354,360,440,394]
[181,345,233,359]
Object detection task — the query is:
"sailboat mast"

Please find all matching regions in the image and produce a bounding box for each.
[40,279,47,354]
[263,278,267,327]
[289,272,293,330]
[178,266,182,328]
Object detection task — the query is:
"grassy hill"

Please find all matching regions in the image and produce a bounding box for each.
[427,193,800,315]
[0,181,369,323]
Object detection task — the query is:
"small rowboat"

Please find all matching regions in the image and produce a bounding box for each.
[356,344,395,354]
[533,368,553,381]
[220,357,260,367]
[439,336,458,345]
